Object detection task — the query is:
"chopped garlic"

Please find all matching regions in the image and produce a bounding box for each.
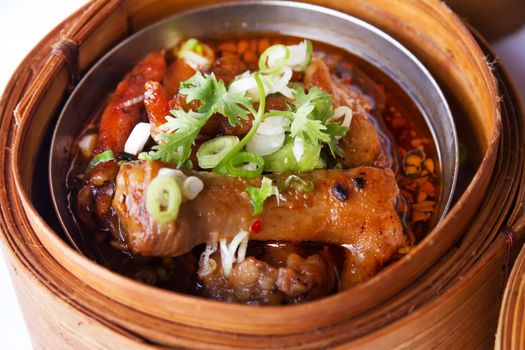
[182,51,210,70]
[78,134,97,158]
[124,122,151,155]
[158,168,187,187]
[182,176,204,200]
[158,169,204,201]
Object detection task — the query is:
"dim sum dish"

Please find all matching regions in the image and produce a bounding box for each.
[4,0,516,348]
[50,7,457,305]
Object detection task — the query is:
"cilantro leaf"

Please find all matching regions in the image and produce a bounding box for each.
[324,123,348,158]
[294,86,333,121]
[245,177,279,215]
[288,87,333,145]
[289,103,331,144]
[218,90,254,126]
[179,72,219,113]
[141,110,207,166]
[161,109,208,134]
[143,72,256,167]
[287,86,351,160]
[180,72,253,126]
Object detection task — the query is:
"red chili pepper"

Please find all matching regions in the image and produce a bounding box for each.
[250,219,263,234]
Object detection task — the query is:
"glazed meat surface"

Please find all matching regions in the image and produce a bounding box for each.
[113,160,407,288]
[93,51,166,156]
[304,57,384,168]
[200,249,337,304]
[76,52,166,225]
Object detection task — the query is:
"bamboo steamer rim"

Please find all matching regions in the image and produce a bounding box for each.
[0,0,511,342]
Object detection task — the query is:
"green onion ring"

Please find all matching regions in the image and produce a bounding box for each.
[225,152,264,178]
[197,136,240,169]
[87,150,114,170]
[181,38,199,52]
[301,40,313,70]
[258,45,291,74]
[213,73,266,172]
[146,175,182,224]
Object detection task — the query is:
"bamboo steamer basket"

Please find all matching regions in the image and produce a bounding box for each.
[1,0,522,349]
[495,58,525,350]
[498,243,525,350]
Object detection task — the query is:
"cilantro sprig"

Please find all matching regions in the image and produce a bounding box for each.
[180,72,254,126]
[288,87,348,158]
[140,72,255,166]
[141,43,351,172]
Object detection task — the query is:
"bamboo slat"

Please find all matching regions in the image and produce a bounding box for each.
[497,244,525,350]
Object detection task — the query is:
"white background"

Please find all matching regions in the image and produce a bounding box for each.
[0,2,88,348]
[0,1,523,349]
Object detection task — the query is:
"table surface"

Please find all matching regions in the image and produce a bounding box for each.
[0,2,523,349]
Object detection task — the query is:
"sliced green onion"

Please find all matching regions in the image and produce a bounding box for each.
[246,177,279,215]
[225,152,264,178]
[258,44,290,74]
[229,67,293,102]
[178,38,211,69]
[78,133,97,158]
[287,40,313,71]
[146,175,182,224]
[303,40,313,70]
[194,43,203,55]
[197,136,240,169]
[283,174,315,193]
[180,38,199,52]
[326,106,353,130]
[263,137,324,173]
[213,73,266,171]
[87,150,114,170]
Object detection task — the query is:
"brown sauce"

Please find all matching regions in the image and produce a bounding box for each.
[65,35,440,303]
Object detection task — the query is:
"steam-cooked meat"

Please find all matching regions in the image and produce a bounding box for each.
[113,161,407,287]
[200,249,336,304]
[163,59,196,98]
[77,52,166,223]
[211,55,247,84]
[304,57,383,167]
[338,113,383,168]
[93,51,166,156]
[144,81,171,140]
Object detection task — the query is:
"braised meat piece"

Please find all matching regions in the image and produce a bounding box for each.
[211,55,248,84]
[77,52,166,223]
[113,161,407,288]
[304,57,384,168]
[199,245,336,304]
[163,58,196,98]
[93,51,166,156]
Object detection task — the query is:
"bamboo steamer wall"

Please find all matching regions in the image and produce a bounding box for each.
[0,0,523,349]
[497,241,525,350]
